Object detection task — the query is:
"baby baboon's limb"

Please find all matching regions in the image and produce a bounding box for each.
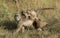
[15,22,24,33]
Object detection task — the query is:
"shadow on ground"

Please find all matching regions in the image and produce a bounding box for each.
[0,20,18,31]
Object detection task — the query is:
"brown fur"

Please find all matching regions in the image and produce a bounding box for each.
[14,10,48,33]
[15,19,34,33]
[36,19,48,29]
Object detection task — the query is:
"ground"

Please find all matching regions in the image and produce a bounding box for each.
[0,0,60,38]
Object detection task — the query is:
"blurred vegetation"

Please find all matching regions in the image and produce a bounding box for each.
[0,0,60,38]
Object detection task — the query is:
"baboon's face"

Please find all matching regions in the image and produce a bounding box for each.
[27,10,38,20]
[14,13,21,22]
[27,10,36,16]
[27,10,33,16]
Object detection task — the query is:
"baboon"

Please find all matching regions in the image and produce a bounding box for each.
[14,10,48,33]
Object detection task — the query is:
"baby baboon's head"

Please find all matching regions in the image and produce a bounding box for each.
[14,13,21,23]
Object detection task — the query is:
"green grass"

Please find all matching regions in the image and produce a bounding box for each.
[0,0,60,38]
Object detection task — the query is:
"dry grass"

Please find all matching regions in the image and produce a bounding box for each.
[0,0,60,38]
